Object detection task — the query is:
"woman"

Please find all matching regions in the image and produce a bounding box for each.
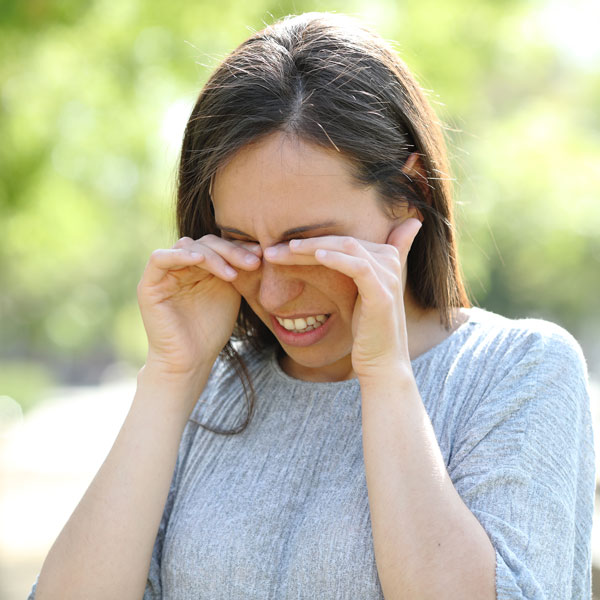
[29,12,594,600]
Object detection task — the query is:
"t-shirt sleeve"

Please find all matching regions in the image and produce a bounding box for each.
[447,324,596,599]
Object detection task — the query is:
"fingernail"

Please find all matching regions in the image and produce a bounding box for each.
[244,254,259,264]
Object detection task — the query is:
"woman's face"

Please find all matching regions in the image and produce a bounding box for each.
[212,131,410,381]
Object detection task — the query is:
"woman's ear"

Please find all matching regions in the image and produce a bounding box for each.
[402,152,427,180]
[402,152,429,191]
[401,152,429,223]
[406,205,424,223]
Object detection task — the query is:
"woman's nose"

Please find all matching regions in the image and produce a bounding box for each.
[257,261,304,314]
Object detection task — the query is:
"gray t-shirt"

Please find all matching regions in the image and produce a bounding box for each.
[28,307,596,598]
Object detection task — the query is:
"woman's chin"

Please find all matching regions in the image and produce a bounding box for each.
[278,349,355,382]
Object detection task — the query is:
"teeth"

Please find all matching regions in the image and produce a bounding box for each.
[275,314,329,332]
[294,318,307,330]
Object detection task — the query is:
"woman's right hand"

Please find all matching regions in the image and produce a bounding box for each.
[137,234,262,380]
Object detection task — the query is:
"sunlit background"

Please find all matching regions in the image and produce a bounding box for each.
[1,0,599,597]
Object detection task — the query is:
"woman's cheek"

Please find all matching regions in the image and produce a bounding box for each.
[231,268,258,298]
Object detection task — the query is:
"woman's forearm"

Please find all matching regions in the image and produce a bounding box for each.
[35,366,210,600]
[359,368,496,600]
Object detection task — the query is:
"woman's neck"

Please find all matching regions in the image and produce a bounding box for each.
[404,287,470,361]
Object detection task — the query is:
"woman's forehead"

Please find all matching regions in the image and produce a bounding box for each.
[212,177,376,241]
[212,134,368,220]
[209,132,396,244]
[214,134,355,195]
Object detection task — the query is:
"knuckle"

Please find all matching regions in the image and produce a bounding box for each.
[149,249,163,262]
[342,237,359,252]
[174,236,192,249]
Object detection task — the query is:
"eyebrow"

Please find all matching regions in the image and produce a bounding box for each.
[215,220,339,241]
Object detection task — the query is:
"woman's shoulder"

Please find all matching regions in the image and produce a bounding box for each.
[463,306,589,384]
[467,306,585,355]
[446,308,593,471]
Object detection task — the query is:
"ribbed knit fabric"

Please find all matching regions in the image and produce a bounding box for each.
[27,307,596,598]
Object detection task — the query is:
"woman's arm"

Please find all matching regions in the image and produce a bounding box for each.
[361,322,594,600]
[360,370,496,600]
[34,365,211,600]
[31,235,263,599]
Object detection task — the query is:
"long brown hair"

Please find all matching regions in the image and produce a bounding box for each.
[176,12,470,434]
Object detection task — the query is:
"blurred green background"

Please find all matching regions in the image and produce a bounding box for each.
[1,0,599,413]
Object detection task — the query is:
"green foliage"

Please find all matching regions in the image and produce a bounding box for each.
[1,0,599,406]
[0,361,55,413]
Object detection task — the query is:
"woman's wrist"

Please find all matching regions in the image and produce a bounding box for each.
[135,360,213,420]
[357,361,416,395]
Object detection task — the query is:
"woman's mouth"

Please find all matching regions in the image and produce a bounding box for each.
[274,314,329,333]
[271,313,332,347]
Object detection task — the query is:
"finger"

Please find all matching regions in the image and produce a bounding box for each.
[173,235,262,266]
[287,235,390,257]
[233,240,263,256]
[199,234,262,269]
[313,249,395,306]
[263,243,321,265]
[142,245,239,287]
[172,236,195,250]
[264,236,397,268]
[182,242,242,281]
[142,248,208,286]
[229,239,263,260]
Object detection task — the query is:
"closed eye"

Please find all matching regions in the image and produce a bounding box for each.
[220,233,310,244]
[216,220,339,242]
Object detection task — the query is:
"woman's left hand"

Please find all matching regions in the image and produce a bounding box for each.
[263,217,422,380]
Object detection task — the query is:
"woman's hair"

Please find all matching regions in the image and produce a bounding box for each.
[176,11,470,434]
